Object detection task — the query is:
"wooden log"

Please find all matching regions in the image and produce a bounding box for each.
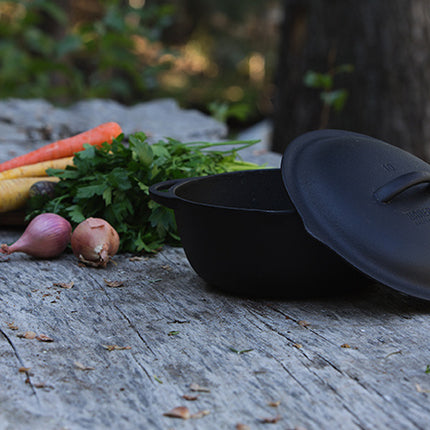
[0,239,430,429]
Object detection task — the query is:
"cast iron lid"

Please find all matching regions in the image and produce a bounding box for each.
[282,129,430,300]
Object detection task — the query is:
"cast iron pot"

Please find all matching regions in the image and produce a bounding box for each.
[149,169,364,297]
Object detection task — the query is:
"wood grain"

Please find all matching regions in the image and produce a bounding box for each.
[1,235,430,429]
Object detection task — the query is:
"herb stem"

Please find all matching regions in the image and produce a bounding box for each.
[185,139,260,152]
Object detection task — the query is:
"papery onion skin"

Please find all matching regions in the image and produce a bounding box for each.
[0,213,72,258]
[71,217,120,267]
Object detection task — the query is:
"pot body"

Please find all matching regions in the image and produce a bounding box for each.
[150,169,365,297]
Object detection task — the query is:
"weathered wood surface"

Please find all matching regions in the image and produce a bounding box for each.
[1,100,430,430]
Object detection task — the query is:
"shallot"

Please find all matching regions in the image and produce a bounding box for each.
[0,213,72,258]
[71,217,119,267]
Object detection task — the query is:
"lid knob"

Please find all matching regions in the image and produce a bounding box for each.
[373,171,430,203]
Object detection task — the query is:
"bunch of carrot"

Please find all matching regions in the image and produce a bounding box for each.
[0,122,122,214]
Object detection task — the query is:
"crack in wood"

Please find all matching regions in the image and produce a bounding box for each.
[245,307,313,360]
[87,277,160,385]
[343,367,430,429]
[267,348,369,429]
[92,276,158,359]
[245,304,427,428]
[112,304,156,357]
[266,351,313,396]
[0,327,40,404]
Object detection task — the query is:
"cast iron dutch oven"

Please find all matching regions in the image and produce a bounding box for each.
[149,129,430,300]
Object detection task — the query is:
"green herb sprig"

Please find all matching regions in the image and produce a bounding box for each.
[27,132,261,253]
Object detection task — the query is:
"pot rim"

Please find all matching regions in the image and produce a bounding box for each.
[150,168,297,214]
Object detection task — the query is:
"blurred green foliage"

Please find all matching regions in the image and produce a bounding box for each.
[303,64,354,128]
[303,64,354,112]
[0,0,280,125]
[0,0,173,102]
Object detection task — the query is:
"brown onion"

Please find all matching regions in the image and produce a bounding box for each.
[71,217,119,267]
[0,213,72,258]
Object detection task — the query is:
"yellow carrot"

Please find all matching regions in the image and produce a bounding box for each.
[0,156,74,181]
[0,177,59,213]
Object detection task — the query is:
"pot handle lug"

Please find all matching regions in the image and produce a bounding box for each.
[149,178,188,209]
[374,171,430,203]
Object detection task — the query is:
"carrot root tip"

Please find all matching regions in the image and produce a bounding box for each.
[0,244,10,254]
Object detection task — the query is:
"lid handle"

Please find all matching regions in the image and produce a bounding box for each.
[374,171,430,203]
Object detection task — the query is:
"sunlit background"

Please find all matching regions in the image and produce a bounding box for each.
[0,0,282,133]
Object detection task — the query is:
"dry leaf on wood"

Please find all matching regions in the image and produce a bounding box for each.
[17,331,36,339]
[36,334,54,342]
[163,406,190,419]
[53,281,74,289]
[7,322,18,330]
[384,350,402,359]
[129,256,147,261]
[74,361,95,371]
[102,344,131,351]
[341,343,358,349]
[416,383,430,393]
[190,409,210,419]
[189,383,211,392]
[104,279,125,288]
[261,415,281,424]
[298,320,310,328]
[34,382,54,390]
[182,394,198,401]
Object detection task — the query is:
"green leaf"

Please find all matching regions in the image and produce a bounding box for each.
[151,144,170,159]
[107,168,131,190]
[66,205,86,223]
[137,181,149,193]
[130,134,153,167]
[76,184,107,199]
[55,34,83,58]
[35,0,68,25]
[78,144,97,159]
[303,71,332,90]
[148,203,176,238]
[334,63,354,74]
[102,187,112,206]
[320,89,348,111]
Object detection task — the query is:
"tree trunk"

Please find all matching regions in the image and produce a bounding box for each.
[271,0,430,160]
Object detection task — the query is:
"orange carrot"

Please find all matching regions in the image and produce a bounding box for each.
[0,122,122,173]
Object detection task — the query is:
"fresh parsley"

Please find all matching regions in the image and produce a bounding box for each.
[27,132,260,253]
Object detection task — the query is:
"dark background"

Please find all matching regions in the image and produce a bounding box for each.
[1,0,430,157]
